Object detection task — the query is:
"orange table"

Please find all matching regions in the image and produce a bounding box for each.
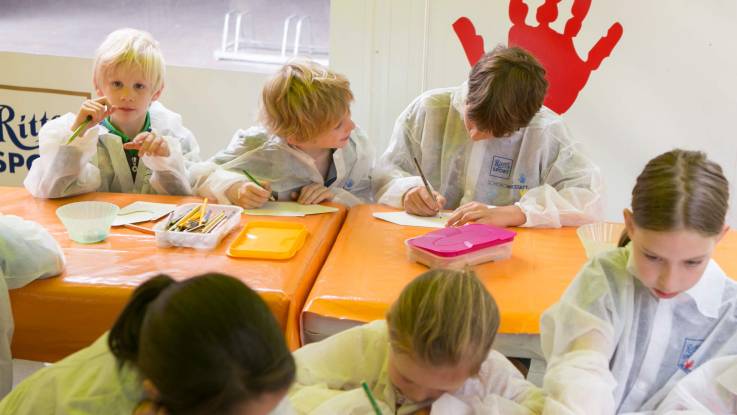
[302,205,737,377]
[0,187,346,361]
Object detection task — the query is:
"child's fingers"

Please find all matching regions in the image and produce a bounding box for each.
[93,96,109,106]
[142,135,156,154]
[304,187,332,204]
[406,194,436,217]
[245,182,270,198]
[297,184,320,204]
[417,188,440,214]
[434,192,447,210]
[156,138,170,157]
[239,192,266,208]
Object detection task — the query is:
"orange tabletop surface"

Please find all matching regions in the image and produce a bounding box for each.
[303,204,737,336]
[0,187,346,361]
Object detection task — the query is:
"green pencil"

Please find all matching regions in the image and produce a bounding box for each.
[242,169,276,201]
[66,116,92,144]
[361,382,382,415]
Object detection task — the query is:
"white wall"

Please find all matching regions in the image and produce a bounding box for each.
[0,51,269,164]
[332,0,737,226]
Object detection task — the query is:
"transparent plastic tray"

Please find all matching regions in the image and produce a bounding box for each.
[154,203,243,250]
[405,238,513,269]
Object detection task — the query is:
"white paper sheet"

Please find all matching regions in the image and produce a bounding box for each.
[112,201,177,226]
[242,202,339,217]
[372,211,452,228]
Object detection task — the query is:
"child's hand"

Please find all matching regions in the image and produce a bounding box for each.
[123,132,170,157]
[403,186,446,217]
[446,202,526,227]
[227,180,272,209]
[292,183,334,205]
[71,96,113,136]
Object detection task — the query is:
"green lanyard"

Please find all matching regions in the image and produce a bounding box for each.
[101,113,151,182]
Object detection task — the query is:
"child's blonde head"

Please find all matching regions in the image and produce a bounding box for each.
[260,59,353,142]
[619,149,730,246]
[386,269,499,373]
[93,28,165,92]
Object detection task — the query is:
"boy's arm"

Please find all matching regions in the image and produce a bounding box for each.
[141,106,202,195]
[373,103,427,208]
[540,259,620,415]
[190,128,270,203]
[288,321,389,414]
[142,134,193,195]
[23,114,103,198]
[515,122,603,228]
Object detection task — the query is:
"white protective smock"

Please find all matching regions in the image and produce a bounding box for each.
[24,102,200,198]
[653,355,737,414]
[0,274,10,399]
[289,320,544,415]
[191,126,374,207]
[0,332,295,414]
[540,244,737,415]
[0,214,65,398]
[373,84,602,227]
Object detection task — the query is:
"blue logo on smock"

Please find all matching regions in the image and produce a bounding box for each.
[678,338,703,373]
[344,179,354,189]
[490,156,513,179]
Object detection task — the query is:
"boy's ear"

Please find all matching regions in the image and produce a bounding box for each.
[151,82,164,102]
[93,77,103,98]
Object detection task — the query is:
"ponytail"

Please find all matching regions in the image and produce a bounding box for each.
[108,274,175,365]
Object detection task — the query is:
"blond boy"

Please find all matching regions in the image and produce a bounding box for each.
[192,59,373,208]
[25,28,200,198]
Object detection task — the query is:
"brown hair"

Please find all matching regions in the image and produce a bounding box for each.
[386,269,499,374]
[260,59,353,142]
[465,45,547,137]
[618,149,730,247]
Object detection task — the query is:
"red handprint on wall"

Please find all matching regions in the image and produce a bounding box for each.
[453,0,623,114]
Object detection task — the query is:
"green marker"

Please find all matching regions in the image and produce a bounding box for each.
[242,169,276,201]
[67,116,92,144]
[361,382,382,415]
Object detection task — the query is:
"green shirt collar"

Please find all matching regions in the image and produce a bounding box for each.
[102,112,151,143]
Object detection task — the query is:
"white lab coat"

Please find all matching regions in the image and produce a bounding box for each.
[191,126,374,207]
[540,244,737,414]
[373,84,602,227]
[0,269,10,399]
[654,355,737,414]
[24,102,200,198]
[0,333,295,414]
[289,320,544,414]
[0,214,65,398]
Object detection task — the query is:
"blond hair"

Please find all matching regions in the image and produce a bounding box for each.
[386,269,499,373]
[93,28,165,91]
[260,59,353,142]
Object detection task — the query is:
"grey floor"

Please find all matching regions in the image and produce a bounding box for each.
[0,0,329,71]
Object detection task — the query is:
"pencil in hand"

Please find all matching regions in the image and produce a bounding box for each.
[412,157,439,209]
[242,170,276,202]
[67,116,92,144]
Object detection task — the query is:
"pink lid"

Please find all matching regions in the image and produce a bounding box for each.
[407,224,516,257]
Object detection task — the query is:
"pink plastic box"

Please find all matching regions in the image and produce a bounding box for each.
[405,223,516,269]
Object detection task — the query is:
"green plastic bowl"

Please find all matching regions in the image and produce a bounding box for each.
[56,201,120,244]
